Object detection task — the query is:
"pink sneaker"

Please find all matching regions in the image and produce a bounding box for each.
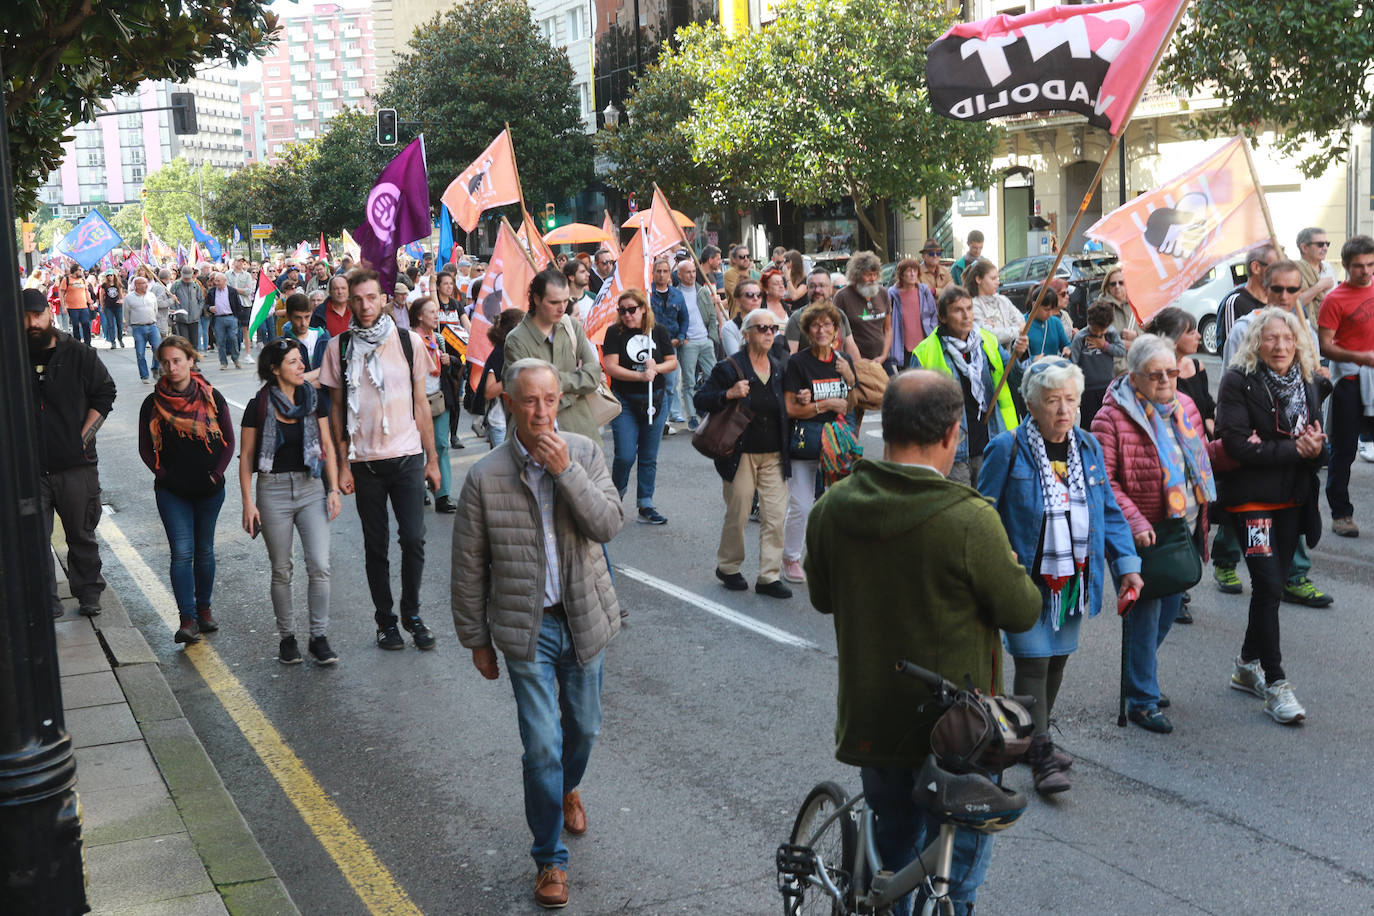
[782,560,806,583]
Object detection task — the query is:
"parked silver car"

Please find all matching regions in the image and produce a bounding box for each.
[1175,259,1247,355]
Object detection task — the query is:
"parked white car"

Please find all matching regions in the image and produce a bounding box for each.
[1175,259,1247,355]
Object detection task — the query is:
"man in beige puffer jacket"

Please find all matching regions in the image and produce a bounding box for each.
[451,358,623,910]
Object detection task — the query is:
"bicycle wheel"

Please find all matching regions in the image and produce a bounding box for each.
[787,781,857,916]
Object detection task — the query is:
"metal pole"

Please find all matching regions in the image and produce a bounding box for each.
[0,49,88,912]
[632,0,643,78]
[1119,126,1128,208]
[196,167,205,223]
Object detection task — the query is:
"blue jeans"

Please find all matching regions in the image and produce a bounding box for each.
[676,339,717,421]
[69,308,92,346]
[860,766,993,916]
[433,408,451,499]
[661,367,684,420]
[213,315,240,366]
[505,613,605,867]
[487,423,507,450]
[609,392,668,508]
[154,486,225,621]
[1123,592,1182,711]
[198,315,211,351]
[131,324,161,379]
[102,304,123,344]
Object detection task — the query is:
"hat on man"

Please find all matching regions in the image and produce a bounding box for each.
[22,288,48,312]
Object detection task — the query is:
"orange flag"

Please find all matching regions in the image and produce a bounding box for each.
[1085,136,1268,325]
[442,130,521,232]
[643,186,687,260]
[602,210,620,256]
[466,311,494,391]
[485,218,537,314]
[519,206,555,270]
[584,229,647,346]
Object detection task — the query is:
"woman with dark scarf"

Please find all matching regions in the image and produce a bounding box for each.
[1214,308,1326,726]
[138,336,235,646]
[239,340,342,665]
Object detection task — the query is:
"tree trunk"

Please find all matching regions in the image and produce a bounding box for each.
[851,197,889,261]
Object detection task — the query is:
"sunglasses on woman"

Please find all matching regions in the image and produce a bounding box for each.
[617,305,641,315]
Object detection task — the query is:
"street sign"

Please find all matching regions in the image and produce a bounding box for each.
[251,224,273,239]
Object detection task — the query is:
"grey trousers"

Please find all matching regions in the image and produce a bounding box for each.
[41,464,105,615]
[257,472,332,638]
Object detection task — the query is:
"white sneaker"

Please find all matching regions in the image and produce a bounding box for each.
[1360,442,1374,463]
[1230,657,1266,698]
[1264,680,1306,724]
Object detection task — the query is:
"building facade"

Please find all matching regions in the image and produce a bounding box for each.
[532,0,597,133]
[172,67,247,171]
[258,3,377,161]
[240,81,266,164]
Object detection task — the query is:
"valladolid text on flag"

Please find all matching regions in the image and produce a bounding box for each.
[926,0,1188,135]
[1085,136,1268,325]
[353,135,431,294]
[442,129,521,233]
[249,268,280,337]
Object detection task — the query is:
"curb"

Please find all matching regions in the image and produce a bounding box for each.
[54,528,299,915]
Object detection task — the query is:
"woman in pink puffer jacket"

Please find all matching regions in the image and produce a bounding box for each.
[1091,335,1214,735]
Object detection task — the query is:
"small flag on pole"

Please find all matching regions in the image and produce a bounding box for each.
[442,129,521,233]
[249,268,280,337]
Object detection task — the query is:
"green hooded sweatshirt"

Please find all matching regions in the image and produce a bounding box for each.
[804,458,1041,769]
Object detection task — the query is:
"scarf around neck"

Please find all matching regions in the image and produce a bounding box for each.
[1261,363,1308,432]
[1129,380,1216,516]
[259,383,323,477]
[1027,421,1090,629]
[150,373,224,469]
[942,326,988,417]
[345,314,397,452]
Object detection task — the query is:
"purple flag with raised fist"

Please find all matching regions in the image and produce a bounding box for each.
[353,135,430,293]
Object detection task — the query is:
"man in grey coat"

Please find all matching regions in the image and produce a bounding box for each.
[168,266,205,346]
[451,358,623,910]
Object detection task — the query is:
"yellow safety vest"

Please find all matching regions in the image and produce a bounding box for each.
[911,328,1019,434]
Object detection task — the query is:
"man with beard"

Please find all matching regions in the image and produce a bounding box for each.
[24,288,117,618]
[832,251,893,369]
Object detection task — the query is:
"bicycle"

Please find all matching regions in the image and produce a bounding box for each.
[776,660,1032,916]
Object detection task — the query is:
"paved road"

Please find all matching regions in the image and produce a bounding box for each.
[86,343,1374,914]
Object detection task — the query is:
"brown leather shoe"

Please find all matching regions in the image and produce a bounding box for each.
[534,864,568,908]
[562,789,587,836]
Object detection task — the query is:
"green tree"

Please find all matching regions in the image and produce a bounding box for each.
[3,1,278,214]
[595,43,758,214]
[675,0,998,260]
[1162,0,1374,178]
[377,0,592,211]
[109,203,143,249]
[39,219,74,253]
[141,159,225,246]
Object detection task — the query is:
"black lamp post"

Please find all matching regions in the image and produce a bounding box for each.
[0,52,89,913]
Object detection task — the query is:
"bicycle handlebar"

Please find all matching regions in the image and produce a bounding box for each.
[894,659,957,695]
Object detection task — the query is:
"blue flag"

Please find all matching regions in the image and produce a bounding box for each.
[186,214,223,261]
[438,203,455,265]
[403,241,425,260]
[233,224,243,245]
[176,243,189,267]
[58,210,124,270]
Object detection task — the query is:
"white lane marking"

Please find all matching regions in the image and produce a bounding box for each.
[616,565,822,651]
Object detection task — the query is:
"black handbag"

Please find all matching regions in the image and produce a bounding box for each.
[789,418,826,461]
[1136,516,1202,601]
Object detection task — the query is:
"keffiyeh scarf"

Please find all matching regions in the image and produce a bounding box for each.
[1261,363,1308,432]
[345,314,396,455]
[942,327,987,417]
[1028,421,1090,629]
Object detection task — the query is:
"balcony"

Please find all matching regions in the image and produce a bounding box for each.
[343,27,361,38]
[319,69,337,80]
[317,49,336,60]
[345,67,364,79]
[315,29,334,41]
[293,89,313,101]
[320,89,339,100]
[344,48,362,58]
[346,87,364,98]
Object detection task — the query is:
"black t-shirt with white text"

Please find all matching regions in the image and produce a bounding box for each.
[783,348,853,424]
[603,324,676,397]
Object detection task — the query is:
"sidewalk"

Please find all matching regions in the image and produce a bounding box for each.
[53,545,298,915]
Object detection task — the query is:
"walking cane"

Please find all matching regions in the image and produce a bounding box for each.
[1117,586,1138,727]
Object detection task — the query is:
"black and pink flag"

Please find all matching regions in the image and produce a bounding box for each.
[354,135,431,293]
[925,0,1188,136]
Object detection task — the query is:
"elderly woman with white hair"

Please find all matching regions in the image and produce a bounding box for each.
[979,356,1142,794]
[1091,334,1214,736]
[1214,307,1326,726]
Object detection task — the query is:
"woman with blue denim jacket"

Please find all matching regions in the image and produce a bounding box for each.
[979,356,1142,796]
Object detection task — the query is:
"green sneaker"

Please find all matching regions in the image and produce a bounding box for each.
[1214,564,1243,594]
[1282,577,1334,608]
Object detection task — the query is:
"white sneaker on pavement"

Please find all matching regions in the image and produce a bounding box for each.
[1264,680,1306,724]
[1230,656,1266,698]
[1360,442,1374,463]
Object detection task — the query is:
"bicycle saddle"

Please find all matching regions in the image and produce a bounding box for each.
[911,755,1027,834]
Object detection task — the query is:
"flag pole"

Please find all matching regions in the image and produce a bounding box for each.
[505,122,532,230]
[499,215,540,274]
[652,182,723,316]
[985,0,1194,414]
[1237,134,1309,329]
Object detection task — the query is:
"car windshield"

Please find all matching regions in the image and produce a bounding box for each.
[1070,257,1118,279]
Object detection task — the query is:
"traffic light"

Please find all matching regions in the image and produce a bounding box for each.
[377,109,398,146]
[170,92,198,135]
[543,203,556,230]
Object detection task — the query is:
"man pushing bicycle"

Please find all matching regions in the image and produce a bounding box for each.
[803,369,1042,915]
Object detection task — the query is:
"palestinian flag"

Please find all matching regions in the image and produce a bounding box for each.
[249,269,279,337]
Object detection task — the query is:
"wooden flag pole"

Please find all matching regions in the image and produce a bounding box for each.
[984,0,1195,416]
[505,122,532,228]
[652,182,711,289]
[1238,135,1311,329]
[499,215,540,274]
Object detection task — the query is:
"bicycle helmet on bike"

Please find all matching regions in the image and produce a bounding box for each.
[911,755,1027,834]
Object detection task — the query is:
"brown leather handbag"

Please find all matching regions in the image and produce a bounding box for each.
[692,356,754,460]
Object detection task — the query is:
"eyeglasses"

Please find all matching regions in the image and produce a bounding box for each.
[747,325,777,334]
[616,305,641,315]
[739,291,763,299]
[1268,284,1301,294]
[1108,280,1126,287]
[1309,241,1331,248]
[922,249,942,257]
[1143,368,1181,383]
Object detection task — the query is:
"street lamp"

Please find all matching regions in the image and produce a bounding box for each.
[602,102,620,129]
